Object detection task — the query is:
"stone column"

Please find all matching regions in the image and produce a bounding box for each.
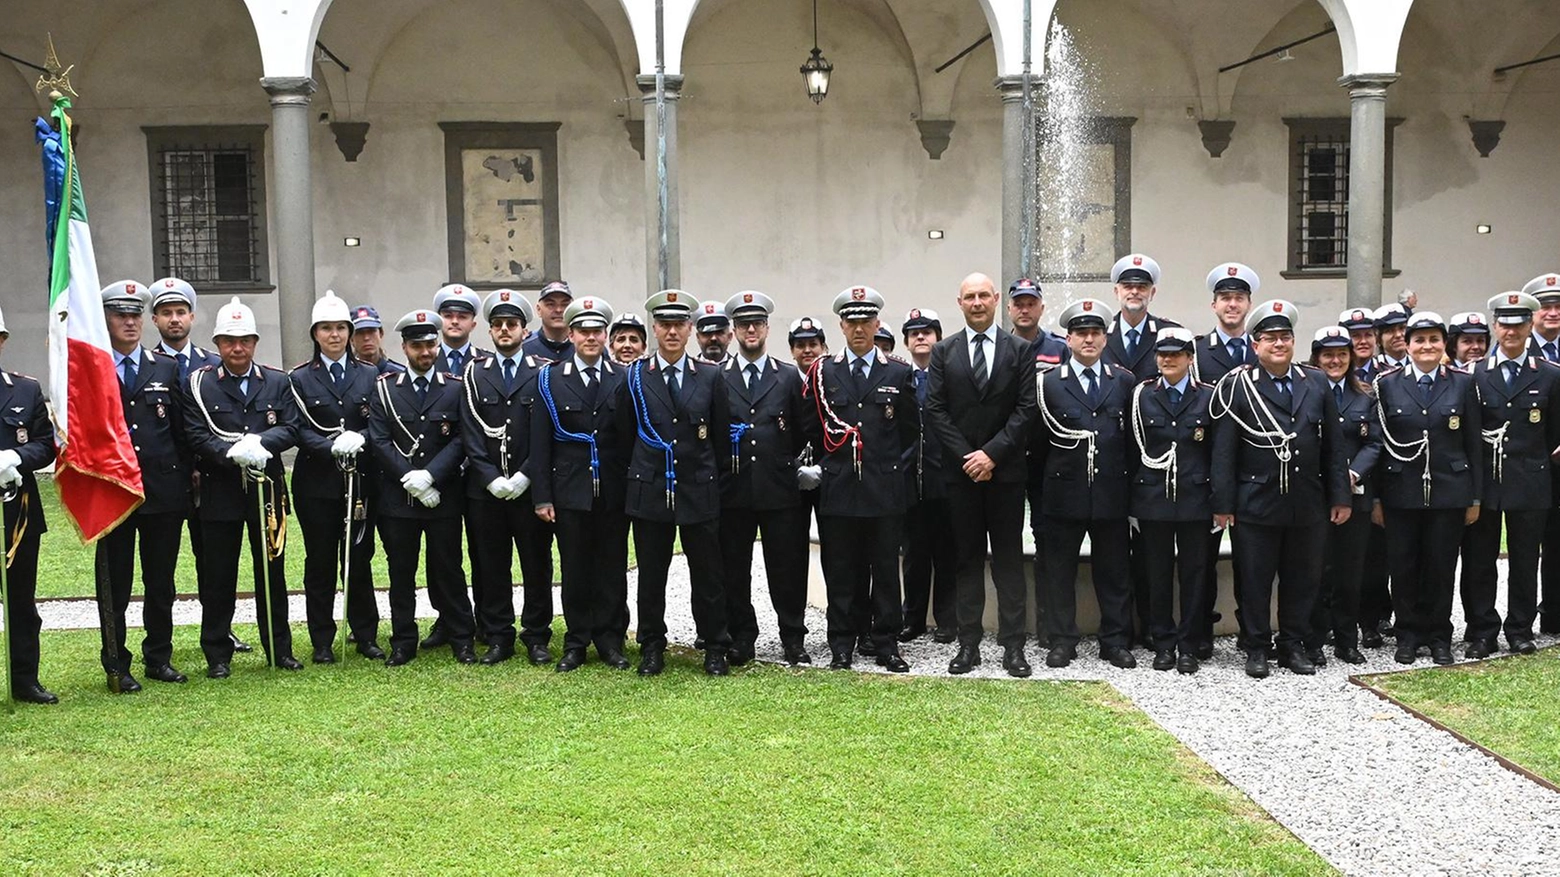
[638,74,683,295]
[996,76,1028,290]
[1340,74,1398,312]
[261,76,317,367]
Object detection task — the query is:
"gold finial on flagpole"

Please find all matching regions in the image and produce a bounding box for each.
[36,33,77,100]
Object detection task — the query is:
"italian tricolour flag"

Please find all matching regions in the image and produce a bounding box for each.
[37,96,143,542]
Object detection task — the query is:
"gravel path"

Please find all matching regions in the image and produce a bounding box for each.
[33,558,1560,876]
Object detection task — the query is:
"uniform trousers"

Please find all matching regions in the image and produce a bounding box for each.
[633,518,729,651]
[469,494,555,648]
[902,495,956,633]
[1462,508,1546,645]
[378,515,471,653]
[294,493,380,650]
[1041,515,1131,650]
[1231,520,1327,653]
[1359,524,1393,631]
[1139,519,1210,652]
[1384,507,1465,649]
[197,495,292,664]
[721,506,809,648]
[818,514,904,653]
[94,510,182,671]
[1310,496,1372,651]
[949,480,1027,648]
[556,504,629,655]
[2,503,41,685]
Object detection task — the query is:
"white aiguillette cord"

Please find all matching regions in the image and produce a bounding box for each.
[1211,367,1297,495]
[1130,381,1177,502]
[1035,366,1098,484]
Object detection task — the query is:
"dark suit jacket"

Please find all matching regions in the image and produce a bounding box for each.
[531,358,626,513]
[615,356,727,524]
[1210,364,1350,526]
[802,352,919,517]
[1331,378,1383,505]
[368,371,466,519]
[1032,361,1134,520]
[923,327,1037,487]
[289,357,379,502]
[721,356,807,511]
[1193,330,1256,385]
[178,364,299,522]
[1374,365,1482,510]
[0,369,56,535]
[1470,356,1560,510]
[1103,313,1183,381]
[460,353,544,498]
[120,350,190,515]
[1128,379,1214,522]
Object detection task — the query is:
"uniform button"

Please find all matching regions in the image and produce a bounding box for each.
[857,403,863,409]
[1421,410,1428,415]
[673,418,679,424]
[750,408,756,414]
[505,418,511,424]
[131,424,138,431]
[421,416,427,421]
[1170,421,1176,427]
[129,401,136,406]
[134,445,140,451]
[673,439,678,445]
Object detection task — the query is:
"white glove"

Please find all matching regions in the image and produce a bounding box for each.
[331,430,366,458]
[487,476,519,501]
[401,469,435,494]
[416,486,442,509]
[0,449,20,472]
[0,467,21,489]
[797,465,822,490]
[226,435,270,468]
[506,471,531,496]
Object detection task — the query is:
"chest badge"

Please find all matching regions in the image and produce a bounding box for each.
[885,404,895,419]
[698,424,708,440]
[777,415,786,432]
[157,403,167,420]
[1192,426,1204,442]
[440,421,452,436]
[1448,415,1461,431]
[14,427,26,444]
[1532,409,1543,424]
[1360,422,1369,437]
[266,410,278,426]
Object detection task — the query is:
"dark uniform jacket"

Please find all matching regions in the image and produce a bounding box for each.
[531,358,626,513]
[803,351,920,518]
[1032,360,1134,520]
[1373,365,1482,510]
[720,356,807,511]
[1331,377,1383,504]
[0,369,55,534]
[1211,364,1350,526]
[1024,334,1068,492]
[289,356,379,502]
[1103,313,1183,381]
[179,364,299,522]
[460,353,543,499]
[120,349,190,515]
[154,342,219,386]
[907,362,948,501]
[616,355,728,524]
[1128,378,1215,523]
[435,344,493,377]
[1193,330,1256,385]
[1527,333,1560,363]
[368,371,466,519]
[1470,356,1560,511]
[924,327,1038,487]
[373,357,407,375]
[522,333,574,363]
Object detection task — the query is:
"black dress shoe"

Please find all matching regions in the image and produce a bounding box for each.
[1100,647,1137,670]
[781,642,813,665]
[897,625,926,643]
[12,681,58,704]
[480,642,515,666]
[704,650,730,676]
[1334,645,1367,665]
[356,642,387,661]
[1361,628,1385,648]
[728,644,755,667]
[1152,648,1176,671]
[274,655,304,671]
[556,648,587,672]
[1046,643,1077,668]
[948,645,982,675]
[856,635,879,658]
[1194,641,1214,661]
[1431,643,1454,665]
[207,662,231,679]
[421,624,449,649]
[1510,636,1538,656]
[601,648,631,670]
[230,632,252,653]
[1464,640,1492,660]
[384,647,416,667]
[1176,653,1200,674]
[1278,648,1316,675]
[526,643,551,666]
[828,649,853,670]
[452,643,478,665]
[876,652,910,673]
[1306,647,1328,668]
[312,646,337,665]
[931,627,958,644]
[111,673,142,693]
[145,663,188,684]
[1394,643,1416,664]
[638,646,665,676]
[1244,650,1270,678]
[1002,646,1032,678]
[1539,616,1560,635]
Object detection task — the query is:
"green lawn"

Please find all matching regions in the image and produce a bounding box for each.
[0,629,1330,876]
[1368,647,1560,784]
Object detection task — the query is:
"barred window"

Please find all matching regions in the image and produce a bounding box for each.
[1283,118,1399,279]
[143,126,271,292]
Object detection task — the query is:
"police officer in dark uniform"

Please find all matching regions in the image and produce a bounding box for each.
[1210,300,1351,678]
[1128,327,1215,674]
[350,305,406,375]
[1372,303,1412,373]
[462,290,553,665]
[533,297,631,671]
[717,291,811,666]
[179,297,302,677]
[803,286,918,673]
[1103,254,1182,381]
[898,307,957,645]
[523,280,576,362]
[1306,325,1380,666]
[1521,273,1560,635]
[370,311,476,666]
[1373,311,1482,666]
[95,281,191,690]
[696,301,733,365]
[609,312,648,366]
[289,291,384,664]
[1033,299,1136,669]
[617,289,733,676]
[1463,292,1559,657]
[1012,278,1066,646]
[1447,312,1490,369]
[0,306,59,704]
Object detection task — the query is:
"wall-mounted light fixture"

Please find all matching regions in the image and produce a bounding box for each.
[1476,224,1492,235]
[927,230,945,240]
[344,236,361,247]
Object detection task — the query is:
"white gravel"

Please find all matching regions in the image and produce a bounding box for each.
[33,556,1560,877]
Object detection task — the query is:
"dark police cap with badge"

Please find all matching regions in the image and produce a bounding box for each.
[352,305,383,330]
[788,316,826,344]
[901,308,941,336]
[1009,278,1041,299]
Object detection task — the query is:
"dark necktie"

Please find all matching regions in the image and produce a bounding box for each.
[120,355,137,387]
[745,363,760,393]
[665,365,680,402]
[448,349,464,374]
[1355,366,1369,383]
[1545,342,1558,363]
[1275,376,1291,399]
[330,361,345,388]
[1082,367,1098,404]
[1126,328,1140,358]
[1228,337,1246,363]
[852,358,867,387]
[1167,385,1181,407]
[1418,374,1433,404]
[585,365,600,406]
[503,359,516,393]
[1333,384,1345,411]
[176,352,189,381]
[1504,360,1520,386]
[972,334,989,389]
[914,368,928,404]
[414,375,429,402]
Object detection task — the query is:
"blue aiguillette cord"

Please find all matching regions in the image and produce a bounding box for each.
[628,361,676,509]
[538,365,601,496]
[728,422,750,472]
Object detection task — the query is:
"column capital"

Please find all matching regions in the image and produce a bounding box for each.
[1338,73,1399,94]
[636,74,685,100]
[261,76,317,106]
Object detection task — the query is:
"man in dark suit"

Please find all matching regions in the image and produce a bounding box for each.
[369,311,475,666]
[532,297,631,672]
[717,291,811,666]
[898,307,957,645]
[924,272,1038,677]
[522,281,576,362]
[1211,300,1352,678]
[0,307,60,703]
[289,291,385,665]
[1463,292,1559,657]
[1033,299,1136,669]
[95,282,192,691]
[1521,273,1560,635]
[179,298,303,678]
[617,289,732,677]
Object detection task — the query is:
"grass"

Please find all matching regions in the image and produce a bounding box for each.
[0,628,1331,876]
[1368,646,1560,784]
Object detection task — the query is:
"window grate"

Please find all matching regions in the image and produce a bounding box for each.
[154,141,262,284]
[1295,134,1350,270]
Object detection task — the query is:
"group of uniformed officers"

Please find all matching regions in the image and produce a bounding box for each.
[2,257,1559,702]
